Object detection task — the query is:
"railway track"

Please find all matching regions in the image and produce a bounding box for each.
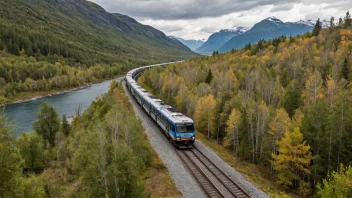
[177,146,251,198]
[176,149,225,198]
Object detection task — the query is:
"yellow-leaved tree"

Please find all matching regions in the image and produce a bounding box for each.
[224,108,242,156]
[268,108,292,155]
[193,94,216,138]
[272,128,312,196]
[302,70,324,106]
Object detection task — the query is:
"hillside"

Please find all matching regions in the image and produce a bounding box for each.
[196,27,247,54]
[0,0,199,103]
[0,0,197,66]
[169,36,204,51]
[219,17,314,52]
[139,18,352,196]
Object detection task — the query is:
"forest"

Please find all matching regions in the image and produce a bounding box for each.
[0,0,197,104]
[0,81,179,197]
[138,13,352,196]
[0,51,124,103]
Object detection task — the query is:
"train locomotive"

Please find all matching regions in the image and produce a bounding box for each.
[125,62,195,147]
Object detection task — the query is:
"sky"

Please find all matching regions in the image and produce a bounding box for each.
[89,0,351,40]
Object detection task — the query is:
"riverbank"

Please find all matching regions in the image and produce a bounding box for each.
[1,75,125,106]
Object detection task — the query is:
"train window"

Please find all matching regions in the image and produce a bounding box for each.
[170,123,175,131]
[176,124,194,133]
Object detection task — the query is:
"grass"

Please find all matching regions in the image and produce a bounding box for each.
[143,155,182,198]
[197,132,294,198]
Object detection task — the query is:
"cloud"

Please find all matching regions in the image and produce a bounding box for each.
[89,0,352,40]
[90,0,299,20]
[269,3,294,12]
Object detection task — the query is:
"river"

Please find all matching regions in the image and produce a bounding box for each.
[4,77,124,135]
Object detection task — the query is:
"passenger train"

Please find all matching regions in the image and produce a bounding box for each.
[125,61,196,147]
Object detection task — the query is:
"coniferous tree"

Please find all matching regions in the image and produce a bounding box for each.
[61,114,70,137]
[338,17,344,26]
[341,58,349,81]
[244,43,251,50]
[272,128,312,195]
[329,16,335,30]
[312,18,322,36]
[344,11,351,27]
[205,69,213,84]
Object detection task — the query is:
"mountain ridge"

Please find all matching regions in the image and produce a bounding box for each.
[196,27,248,54]
[0,0,197,66]
[169,36,205,51]
[218,17,316,52]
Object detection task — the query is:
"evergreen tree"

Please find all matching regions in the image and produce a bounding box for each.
[33,102,60,148]
[338,17,343,26]
[282,80,302,117]
[60,114,70,136]
[329,16,335,30]
[312,19,322,36]
[341,58,350,81]
[205,69,213,84]
[344,11,351,27]
[244,43,251,51]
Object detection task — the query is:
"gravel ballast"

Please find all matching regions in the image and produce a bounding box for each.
[123,81,269,198]
[194,141,269,198]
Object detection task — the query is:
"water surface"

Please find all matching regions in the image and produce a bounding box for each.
[5,77,124,135]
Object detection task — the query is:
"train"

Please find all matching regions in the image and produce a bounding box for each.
[125,61,196,147]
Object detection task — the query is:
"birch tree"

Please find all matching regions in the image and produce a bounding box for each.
[224,108,242,156]
[194,94,216,138]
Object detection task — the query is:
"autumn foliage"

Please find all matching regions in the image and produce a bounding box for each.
[139,15,352,196]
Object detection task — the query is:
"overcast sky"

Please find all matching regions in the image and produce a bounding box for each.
[89,0,351,40]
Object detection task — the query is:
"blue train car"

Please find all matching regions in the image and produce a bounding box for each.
[126,62,195,147]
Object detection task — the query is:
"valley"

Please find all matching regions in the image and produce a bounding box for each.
[0,0,351,197]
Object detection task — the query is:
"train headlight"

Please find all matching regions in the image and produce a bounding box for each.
[191,136,195,140]
[176,137,181,141]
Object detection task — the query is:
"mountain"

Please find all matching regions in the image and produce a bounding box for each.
[218,17,314,53]
[169,36,205,52]
[196,27,247,55]
[0,0,197,66]
[295,19,330,28]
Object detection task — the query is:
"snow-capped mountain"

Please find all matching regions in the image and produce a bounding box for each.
[169,36,205,52]
[196,27,248,55]
[219,17,314,52]
[221,27,248,34]
[265,16,284,24]
[295,19,330,28]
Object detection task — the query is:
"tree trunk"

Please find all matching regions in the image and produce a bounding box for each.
[207,111,210,138]
[337,89,345,171]
[255,108,260,161]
